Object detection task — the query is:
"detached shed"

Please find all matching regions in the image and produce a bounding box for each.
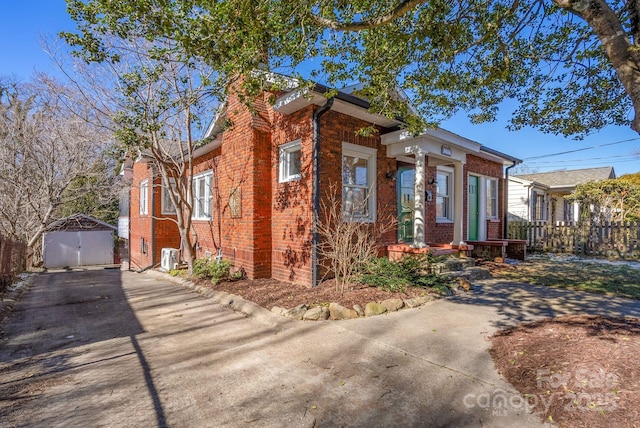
[43,214,117,268]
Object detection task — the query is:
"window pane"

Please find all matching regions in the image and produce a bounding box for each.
[288,149,301,176]
[486,179,497,217]
[436,173,449,196]
[342,156,368,186]
[436,196,449,219]
[343,186,369,217]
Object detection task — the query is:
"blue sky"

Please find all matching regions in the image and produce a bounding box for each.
[2,1,639,175]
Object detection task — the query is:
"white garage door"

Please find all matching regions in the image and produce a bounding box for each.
[43,231,114,268]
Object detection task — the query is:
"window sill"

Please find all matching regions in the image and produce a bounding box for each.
[436,219,454,224]
[488,218,500,223]
[279,175,301,184]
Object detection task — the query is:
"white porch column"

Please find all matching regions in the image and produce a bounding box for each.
[452,161,465,245]
[413,148,426,248]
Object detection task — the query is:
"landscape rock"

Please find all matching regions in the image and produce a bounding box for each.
[353,304,364,317]
[364,302,387,317]
[302,306,329,321]
[271,306,286,316]
[282,304,309,320]
[381,298,404,312]
[404,297,426,308]
[329,302,358,320]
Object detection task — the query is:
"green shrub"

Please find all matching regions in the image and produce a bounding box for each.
[192,258,233,285]
[360,257,410,292]
[361,254,453,292]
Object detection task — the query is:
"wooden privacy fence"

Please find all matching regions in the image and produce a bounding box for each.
[508,221,640,258]
[0,235,27,289]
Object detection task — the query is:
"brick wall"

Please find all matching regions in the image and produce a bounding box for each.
[127,87,510,283]
[129,162,154,270]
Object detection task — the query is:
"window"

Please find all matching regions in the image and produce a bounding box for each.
[279,140,302,182]
[161,178,177,215]
[436,168,453,222]
[486,178,498,219]
[192,171,213,220]
[139,179,149,215]
[342,142,377,221]
[532,191,545,220]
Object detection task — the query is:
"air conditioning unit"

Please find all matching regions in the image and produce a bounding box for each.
[161,248,179,271]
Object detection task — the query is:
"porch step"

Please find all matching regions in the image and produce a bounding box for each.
[446,266,493,281]
[429,256,475,274]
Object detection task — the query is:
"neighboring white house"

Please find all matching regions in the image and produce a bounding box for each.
[508,166,616,223]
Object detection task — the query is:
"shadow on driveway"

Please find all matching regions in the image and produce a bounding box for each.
[449,279,640,329]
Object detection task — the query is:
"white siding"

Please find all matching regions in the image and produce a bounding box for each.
[508,179,531,221]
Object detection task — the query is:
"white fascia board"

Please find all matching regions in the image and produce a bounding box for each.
[385,135,467,163]
[193,137,222,159]
[203,100,228,140]
[273,88,326,114]
[381,127,482,153]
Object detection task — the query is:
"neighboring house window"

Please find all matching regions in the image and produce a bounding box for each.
[436,167,453,222]
[532,191,545,220]
[486,178,498,219]
[279,140,302,183]
[342,142,377,221]
[192,171,213,220]
[161,178,177,215]
[139,179,149,215]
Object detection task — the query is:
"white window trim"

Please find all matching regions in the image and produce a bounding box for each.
[161,177,177,215]
[278,139,302,183]
[191,170,213,221]
[139,179,149,216]
[436,166,454,223]
[342,142,377,222]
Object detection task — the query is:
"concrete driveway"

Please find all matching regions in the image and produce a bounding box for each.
[2,270,638,427]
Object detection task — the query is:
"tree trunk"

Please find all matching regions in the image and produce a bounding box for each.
[555,0,640,133]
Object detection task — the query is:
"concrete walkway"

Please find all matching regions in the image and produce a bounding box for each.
[2,270,639,427]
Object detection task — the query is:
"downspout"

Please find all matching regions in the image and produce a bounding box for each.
[503,160,519,239]
[311,97,334,287]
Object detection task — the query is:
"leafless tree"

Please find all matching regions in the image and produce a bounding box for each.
[50,37,219,273]
[0,76,115,266]
[316,184,396,294]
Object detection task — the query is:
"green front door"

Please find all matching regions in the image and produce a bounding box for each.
[468,175,479,241]
[397,167,415,243]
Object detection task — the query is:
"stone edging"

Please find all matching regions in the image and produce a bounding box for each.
[145,269,441,323]
[271,294,439,321]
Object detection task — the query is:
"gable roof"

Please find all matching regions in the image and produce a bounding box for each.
[45,214,117,232]
[513,166,616,189]
[201,72,520,166]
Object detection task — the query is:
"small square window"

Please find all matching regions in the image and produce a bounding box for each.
[279,140,302,183]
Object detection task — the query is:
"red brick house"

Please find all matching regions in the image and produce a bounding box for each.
[127,80,520,284]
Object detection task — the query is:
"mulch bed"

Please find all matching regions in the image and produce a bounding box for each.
[197,277,440,310]
[490,314,640,427]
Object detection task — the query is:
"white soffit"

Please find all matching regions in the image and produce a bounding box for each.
[273,90,401,128]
